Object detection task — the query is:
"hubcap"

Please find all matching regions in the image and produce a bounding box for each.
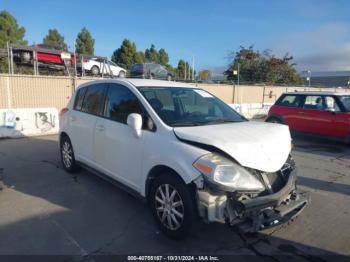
[155,184,184,231]
[62,141,73,168]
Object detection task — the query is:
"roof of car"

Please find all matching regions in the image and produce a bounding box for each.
[284,91,350,96]
[124,78,196,88]
[78,78,196,89]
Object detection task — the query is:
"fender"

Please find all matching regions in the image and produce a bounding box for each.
[266,113,285,124]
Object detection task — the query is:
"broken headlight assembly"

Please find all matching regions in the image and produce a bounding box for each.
[193,153,265,192]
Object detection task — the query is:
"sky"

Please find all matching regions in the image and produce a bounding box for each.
[2,0,350,73]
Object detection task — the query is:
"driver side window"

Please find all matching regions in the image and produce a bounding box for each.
[104,84,143,124]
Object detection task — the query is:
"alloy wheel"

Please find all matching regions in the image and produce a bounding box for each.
[155,184,184,230]
[62,141,73,168]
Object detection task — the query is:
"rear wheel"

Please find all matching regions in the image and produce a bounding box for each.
[118,71,126,78]
[266,117,282,124]
[149,173,197,239]
[91,66,100,76]
[60,135,79,173]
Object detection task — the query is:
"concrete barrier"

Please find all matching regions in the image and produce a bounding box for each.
[0,108,58,138]
[229,103,273,119]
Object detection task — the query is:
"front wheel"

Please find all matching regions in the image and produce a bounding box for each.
[150,173,197,239]
[91,66,100,76]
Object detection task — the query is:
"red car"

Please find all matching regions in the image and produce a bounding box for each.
[33,44,76,66]
[266,92,350,141]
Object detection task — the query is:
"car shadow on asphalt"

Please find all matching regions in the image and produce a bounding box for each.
[0,136,349,261]
[291,133,350,159]
[298,176,350,196]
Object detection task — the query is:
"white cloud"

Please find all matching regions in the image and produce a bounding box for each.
[272,23,350,71]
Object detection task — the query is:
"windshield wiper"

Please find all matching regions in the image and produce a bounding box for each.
[169,121,202,127]
[201,119,238,125]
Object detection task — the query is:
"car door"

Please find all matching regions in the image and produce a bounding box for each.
[273,94,304,130]
[93,83,145,191]
[155,65,168,79]
[324,96,347,138]
[107,61,118,76]
[298,95,333,136]
[69,83,107,163]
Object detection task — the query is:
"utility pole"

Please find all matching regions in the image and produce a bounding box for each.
[184,62,187,80]
[7,42,11,74]
[233,63,239,85]
[192,56,195,81]
[188,61,190,81]
[73,40,77,77]
[307,70,311,87]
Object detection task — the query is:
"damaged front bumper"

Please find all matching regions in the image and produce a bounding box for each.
[196,168,310,233]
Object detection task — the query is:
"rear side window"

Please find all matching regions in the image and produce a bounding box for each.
[81,84,107,116]
[131,64,143,72]
[339,96,350,111]
[303,95,325,110]
[74,87,87,111]
[276,95,302,107]
[104,84,143,124]
[324,96,340,112]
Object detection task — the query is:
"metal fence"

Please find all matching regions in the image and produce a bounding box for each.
[1,74,349,111]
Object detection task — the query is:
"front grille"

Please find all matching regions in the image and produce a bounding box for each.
[266,172,285,192]
[248,155,295,194]
[265,155,295,192]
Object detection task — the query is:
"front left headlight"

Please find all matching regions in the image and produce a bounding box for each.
[193,153,265,191]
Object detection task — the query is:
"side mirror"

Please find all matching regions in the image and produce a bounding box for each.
[127,113,143,138]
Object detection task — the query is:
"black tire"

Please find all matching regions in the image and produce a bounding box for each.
[91,66,100,76]
[266,117,282,124]
[60,135,79,173]
[149,173,197,239]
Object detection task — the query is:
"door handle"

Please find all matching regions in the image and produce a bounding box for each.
[298,112,306,115]
[96,125,105,131]
[70,116,76,121]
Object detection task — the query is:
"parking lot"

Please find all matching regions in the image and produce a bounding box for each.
[0,134,349,261]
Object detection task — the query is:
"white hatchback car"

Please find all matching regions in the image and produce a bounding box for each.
[59,79,309,239]
[83,58,127,77]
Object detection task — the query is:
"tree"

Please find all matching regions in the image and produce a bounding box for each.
[158,48,169,66]
[0,10,27,48]
[134,51,146,64]
[0,10,27,73]
[75,27,94,56]
[224,46,302,85]
[111,39,145,69]
[199,70,211,81]
[43,29,67,50]
[145,44,159,63]
[176,60,193,80]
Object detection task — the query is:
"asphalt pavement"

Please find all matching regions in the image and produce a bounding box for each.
[0,134,349,261]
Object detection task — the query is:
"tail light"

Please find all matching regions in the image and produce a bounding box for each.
[59,108,69,117]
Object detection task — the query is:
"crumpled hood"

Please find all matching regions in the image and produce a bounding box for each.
[174,121,291,173]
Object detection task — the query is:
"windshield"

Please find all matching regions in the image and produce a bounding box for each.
[138,87,246,127]
[339,96,350,111]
